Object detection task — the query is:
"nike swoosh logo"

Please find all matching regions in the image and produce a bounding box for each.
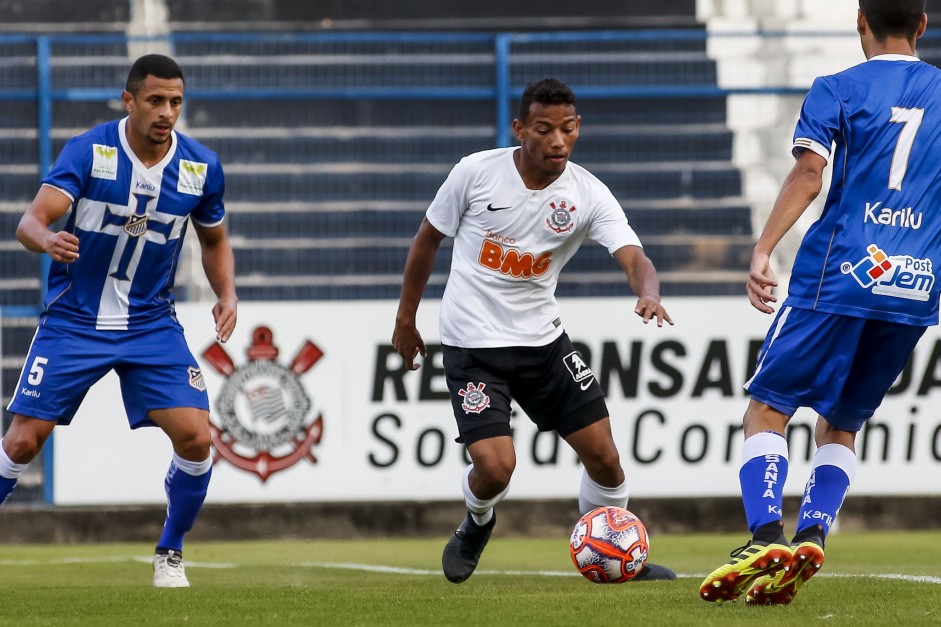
[580,378,594,391]
[487,203,512,212]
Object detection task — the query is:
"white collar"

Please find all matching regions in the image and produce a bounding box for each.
[868,53,919,62]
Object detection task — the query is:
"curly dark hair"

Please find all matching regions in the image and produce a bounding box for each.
[518,78,577,122]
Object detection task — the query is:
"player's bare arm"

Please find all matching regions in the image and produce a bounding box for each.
[612,244,673,327]
[748,150,826,314]
[16,185,79,263]
[193,221,238,343]
[393,218,446,370]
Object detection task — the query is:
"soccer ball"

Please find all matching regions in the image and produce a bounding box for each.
[569,506,649,583]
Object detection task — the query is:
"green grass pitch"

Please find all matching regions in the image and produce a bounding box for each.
[0,531,938,626]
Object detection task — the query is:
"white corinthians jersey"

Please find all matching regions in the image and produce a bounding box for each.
[426,147,642,348]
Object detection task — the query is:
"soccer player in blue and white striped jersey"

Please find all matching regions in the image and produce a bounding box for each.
[0,55,238,588]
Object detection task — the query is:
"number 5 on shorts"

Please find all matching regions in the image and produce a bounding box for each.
[27,356,48,385]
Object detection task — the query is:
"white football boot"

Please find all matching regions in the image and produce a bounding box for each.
[153,550,190,588]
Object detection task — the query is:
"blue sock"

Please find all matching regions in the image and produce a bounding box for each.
[0,440,27,506]
[0,476,16,505]
[796,443,855,540]
[739,431,789,535]
[157,454,212,552]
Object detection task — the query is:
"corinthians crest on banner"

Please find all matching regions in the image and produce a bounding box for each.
[202,326,324,482]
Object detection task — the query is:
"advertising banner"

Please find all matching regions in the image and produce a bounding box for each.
[52,298,941,504]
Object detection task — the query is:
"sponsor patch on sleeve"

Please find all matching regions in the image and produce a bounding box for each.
[91,144,118,180]
[178,159,208,196]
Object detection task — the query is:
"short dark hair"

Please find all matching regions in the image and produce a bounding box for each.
[859,0,926,41]
[518,78,577,122]
[125,54,184,93]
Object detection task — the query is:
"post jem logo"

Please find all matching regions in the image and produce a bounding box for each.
[478,240,552,278]
[202,326,324,482]
[841,243,934,302]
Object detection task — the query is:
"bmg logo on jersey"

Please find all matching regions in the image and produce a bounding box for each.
[841,243,934,301]
[478,240,552,278]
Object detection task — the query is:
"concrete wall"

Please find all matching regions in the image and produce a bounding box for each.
[2,496,938,544]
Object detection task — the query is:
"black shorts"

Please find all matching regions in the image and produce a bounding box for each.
[442,332,609,446]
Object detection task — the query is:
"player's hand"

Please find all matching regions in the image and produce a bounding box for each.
[392,321,427,371]
[43,231,79,263]
[634,296,674,327]
[747,250,778,314]
[212,295,238,343]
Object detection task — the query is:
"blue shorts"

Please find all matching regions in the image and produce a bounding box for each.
[6,318,209,428]
[745,306,925,432]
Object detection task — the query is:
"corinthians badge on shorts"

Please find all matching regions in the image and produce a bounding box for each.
[458,382,491,414]
[202,326,324,482]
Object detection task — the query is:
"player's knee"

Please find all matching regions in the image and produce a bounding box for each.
[473,457,515,494]
[172,427,211,461]
[580,447,623,485]
[2,431,44,464]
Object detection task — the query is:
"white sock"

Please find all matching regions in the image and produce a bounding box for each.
[462,464,509,526]
[812,443,857,482]
[0,440,28,480]
[171,452,212,477]
[579,469,630,514]
[741,431,789,463]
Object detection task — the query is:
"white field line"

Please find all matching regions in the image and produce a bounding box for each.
[2,556,939,585]
[295,562,941,585]
[0,556,234,569]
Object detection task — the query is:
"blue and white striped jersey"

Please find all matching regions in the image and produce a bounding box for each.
[787,54,941,326]
[41,117,225,330]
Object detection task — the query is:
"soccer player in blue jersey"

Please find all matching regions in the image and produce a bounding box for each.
[700,0,937,606]
[0,55,237,588]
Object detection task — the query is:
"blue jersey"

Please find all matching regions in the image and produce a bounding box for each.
[786,54,941,326]
[41,118,225,330]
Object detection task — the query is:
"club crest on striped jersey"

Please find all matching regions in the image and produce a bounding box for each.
[124,213,149,237]
[202,325,325,482]
[545,199,577,234]
[458,382,491,414]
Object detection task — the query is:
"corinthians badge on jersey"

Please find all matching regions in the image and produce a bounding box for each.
[545,198,577,234]
[202,326,324,482]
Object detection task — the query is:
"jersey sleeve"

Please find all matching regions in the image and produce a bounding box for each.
[425,157,473,237]
[190,156,226,227]
[40,135,90,203]
[587,184,642,254]
[792,76,842,161]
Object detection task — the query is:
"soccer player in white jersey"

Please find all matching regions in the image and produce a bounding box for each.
[701,0,940,606]
[393,78,676,583]
[0,55,237,588]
